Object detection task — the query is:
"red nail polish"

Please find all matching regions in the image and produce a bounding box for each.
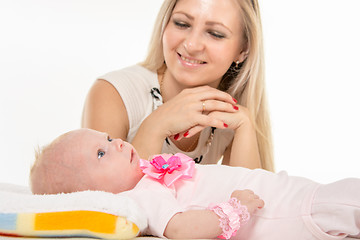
[174,133,179,140]
[223,123,228,128]
[233,105,239,110]
[232,98,238,103]
[183,131,189,137]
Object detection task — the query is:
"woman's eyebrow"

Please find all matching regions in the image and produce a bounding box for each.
[172,11,232,33]
[205,21,232,34]
[172,11,193,20]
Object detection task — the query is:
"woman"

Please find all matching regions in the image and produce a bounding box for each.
[82,0,274,171]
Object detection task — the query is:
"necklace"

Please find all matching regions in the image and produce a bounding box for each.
[160,72,200,152]
[185,134,200,152]
[159,66,166,96]
[175,133,200,152]
[156,68,216,162]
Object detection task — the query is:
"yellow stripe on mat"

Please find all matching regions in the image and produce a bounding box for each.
[34,211,116,234]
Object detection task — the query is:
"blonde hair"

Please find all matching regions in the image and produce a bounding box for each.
[141,0,274,171]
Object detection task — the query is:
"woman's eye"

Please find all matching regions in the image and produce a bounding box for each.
[98,150,105,159]
[209,31,225,39]
[107,136,113,142]
[174,20,190,29]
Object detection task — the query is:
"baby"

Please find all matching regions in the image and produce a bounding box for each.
[30,128,360,239]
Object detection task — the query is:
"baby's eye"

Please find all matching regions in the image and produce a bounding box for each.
[98,150,105,159]
[107,136,113,142]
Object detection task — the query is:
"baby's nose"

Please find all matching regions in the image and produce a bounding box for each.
[113,138,124,151]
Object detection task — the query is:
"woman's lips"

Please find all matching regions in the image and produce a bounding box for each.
[178,53,206,67]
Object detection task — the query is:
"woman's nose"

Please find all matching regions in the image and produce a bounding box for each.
[184,30,204,53]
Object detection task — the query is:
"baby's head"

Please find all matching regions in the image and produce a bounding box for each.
[30,128,144,194]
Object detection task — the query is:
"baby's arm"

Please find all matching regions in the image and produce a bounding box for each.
[164,209,223,239]
[164,189,264,239]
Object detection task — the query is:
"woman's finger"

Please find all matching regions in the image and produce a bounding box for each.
[180,126,205,139]
[200,99,238,114]
[188,114,229,132]
[187,86,237,105]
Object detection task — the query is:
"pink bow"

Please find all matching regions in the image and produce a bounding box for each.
[139,153,195,187]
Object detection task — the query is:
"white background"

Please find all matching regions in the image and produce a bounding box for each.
[0,0,359,187]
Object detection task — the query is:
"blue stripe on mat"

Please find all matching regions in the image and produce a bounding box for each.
[0,213,17,230]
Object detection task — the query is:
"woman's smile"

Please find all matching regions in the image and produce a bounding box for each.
[177,52,207,68]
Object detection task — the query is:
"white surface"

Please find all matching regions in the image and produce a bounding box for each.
[0,0,359,187]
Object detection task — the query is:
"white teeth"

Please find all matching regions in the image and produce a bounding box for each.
[181,55,204,64]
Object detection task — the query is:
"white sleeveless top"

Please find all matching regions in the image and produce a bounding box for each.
[98,65,234,164]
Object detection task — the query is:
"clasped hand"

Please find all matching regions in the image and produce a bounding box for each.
[147,85,251,140]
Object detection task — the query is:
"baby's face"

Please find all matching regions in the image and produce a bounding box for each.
[64,128,144,193]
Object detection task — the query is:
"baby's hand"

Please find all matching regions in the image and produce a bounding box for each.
[231,189,264,214]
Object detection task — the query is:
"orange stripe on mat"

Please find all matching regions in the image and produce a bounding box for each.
[34,211,117,234]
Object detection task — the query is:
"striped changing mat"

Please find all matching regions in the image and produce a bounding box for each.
[0,183,147,239]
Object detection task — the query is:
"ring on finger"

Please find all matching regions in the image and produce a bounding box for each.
[201,101,206,113]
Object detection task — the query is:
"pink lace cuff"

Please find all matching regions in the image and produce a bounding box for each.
[208,198,250,239]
